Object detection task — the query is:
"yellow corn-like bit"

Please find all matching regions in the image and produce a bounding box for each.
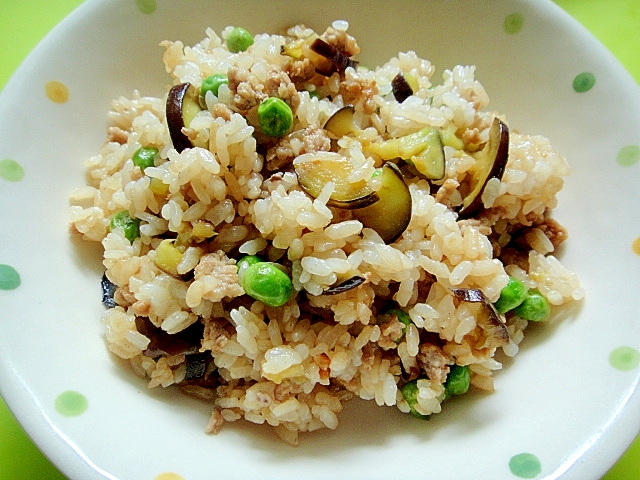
[149,177,170,196]
[191,220,217,242]
[154,239,184,276]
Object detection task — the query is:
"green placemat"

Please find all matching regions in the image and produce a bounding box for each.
[0,1,638,479]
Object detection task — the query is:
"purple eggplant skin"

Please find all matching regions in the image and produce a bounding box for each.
[323,276,366,295]
[391,73,413,103]
[458,117,509,219]
[166,82,203,152]
[353,162,412,244]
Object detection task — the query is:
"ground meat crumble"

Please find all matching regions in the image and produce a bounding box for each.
[265,125,331,171]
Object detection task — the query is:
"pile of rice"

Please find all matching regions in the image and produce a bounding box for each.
[69,21,584,445]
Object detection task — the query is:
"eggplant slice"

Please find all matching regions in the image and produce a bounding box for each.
[166,82,204,152]
[451,288,510,349]
[457,117,509,218]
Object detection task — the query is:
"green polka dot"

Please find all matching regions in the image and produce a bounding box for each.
[609,346,640,371]
[0,159,24,182]
[616,145,640,167]
[504,13,524,34]
[509,453,542,478]
[54,391,88,417]
[0,264,21,290]
[136,0,156,14]
[573,72,596,93]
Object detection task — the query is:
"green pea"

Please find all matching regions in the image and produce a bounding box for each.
[237,255,263,281]
[109,211,141,242]
[400,380,429,420]
[444,364,470,399]
[258,97,294,137]
[226,27,254,53]
[132,146,158,172]
[240,262,293,307]
[513,290,551,322]
[201,74,228,97]
[493,276,528,313]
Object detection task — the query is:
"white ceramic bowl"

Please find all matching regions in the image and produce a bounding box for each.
[1,1,639,479]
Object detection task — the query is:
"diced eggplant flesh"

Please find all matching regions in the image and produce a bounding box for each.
[457,117,509,218]
[166,82,204,153]
[367,129,430,160]
[293,152,379,208]
[409,129,445,180]
[294,152,412,243]
[367,128,445,181]
[353,162,412,243]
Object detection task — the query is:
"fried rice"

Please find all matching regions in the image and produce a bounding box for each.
[69,21,584,445]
